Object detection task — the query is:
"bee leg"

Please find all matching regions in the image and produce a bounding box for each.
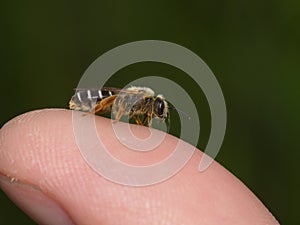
[81,103,102,116]
[133,115,143,125]
[93,95,117,114]
[141,114,148,125]
[113,108,124,123]
[82,109,95,116]
[147,116,153,127]
[82,95,117,117]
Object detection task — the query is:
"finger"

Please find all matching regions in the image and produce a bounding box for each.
[0,109,279,225]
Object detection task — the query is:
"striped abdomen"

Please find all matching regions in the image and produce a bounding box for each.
[69,89,118,112]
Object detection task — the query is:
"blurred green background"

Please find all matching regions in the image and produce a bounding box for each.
[1,1,299,224]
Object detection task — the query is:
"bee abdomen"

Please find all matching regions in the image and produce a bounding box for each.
[69,89,115,111]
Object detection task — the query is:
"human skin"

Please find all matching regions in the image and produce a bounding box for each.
[0,109,279,225]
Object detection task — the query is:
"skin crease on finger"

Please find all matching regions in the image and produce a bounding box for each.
[0,109,279,225]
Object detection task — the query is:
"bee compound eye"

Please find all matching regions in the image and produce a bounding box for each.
[154,98,165,117]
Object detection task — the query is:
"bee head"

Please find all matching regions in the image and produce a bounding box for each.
[153,95,168,119]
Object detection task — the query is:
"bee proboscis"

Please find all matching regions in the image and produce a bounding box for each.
[69,86,170,129]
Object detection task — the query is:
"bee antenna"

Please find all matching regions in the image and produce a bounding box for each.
[170,106,191,120]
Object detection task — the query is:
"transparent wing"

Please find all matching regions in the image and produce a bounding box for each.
[73,87,122,93]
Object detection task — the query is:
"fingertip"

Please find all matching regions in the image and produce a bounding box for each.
[0,109,279,225]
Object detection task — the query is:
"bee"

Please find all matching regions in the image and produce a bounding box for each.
[69,86,170,129]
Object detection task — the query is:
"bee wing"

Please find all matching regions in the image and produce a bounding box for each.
[102,87,144,95]
[72,87,150,100]
[100,87,123,93]
[73,87,122,92]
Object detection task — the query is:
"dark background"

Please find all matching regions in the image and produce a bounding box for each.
[1,1,299,224]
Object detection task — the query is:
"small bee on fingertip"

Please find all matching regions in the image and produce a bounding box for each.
[69,86,170,130]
